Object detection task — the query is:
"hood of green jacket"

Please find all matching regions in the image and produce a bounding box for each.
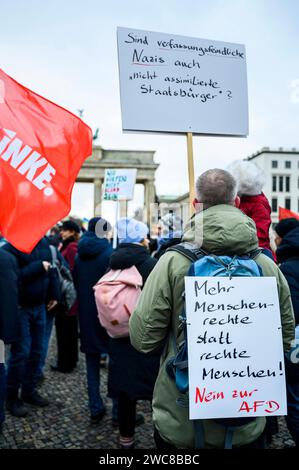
[183,204,258,255]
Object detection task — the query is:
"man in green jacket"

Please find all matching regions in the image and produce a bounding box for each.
[130,169,295,449]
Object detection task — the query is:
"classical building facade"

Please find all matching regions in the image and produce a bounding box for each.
[159,148,299,224]
[77,145,159,221]
[247,147,299,222]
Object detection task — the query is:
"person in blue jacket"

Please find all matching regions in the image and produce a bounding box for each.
[0,248,20,434]
[74,217,117,423]
[275,218,299,448]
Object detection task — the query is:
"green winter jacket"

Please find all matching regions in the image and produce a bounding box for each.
[130,205,295,449]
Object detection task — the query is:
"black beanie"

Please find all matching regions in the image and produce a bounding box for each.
[275,218,299,238]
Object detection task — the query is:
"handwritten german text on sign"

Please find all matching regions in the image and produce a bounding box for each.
[117,27,248,136]
[184,276,286,420]
[103,169,137,201]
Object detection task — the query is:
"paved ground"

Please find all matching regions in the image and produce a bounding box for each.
[0,337,295,449]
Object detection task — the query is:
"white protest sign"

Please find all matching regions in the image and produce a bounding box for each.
[184,276,287,420]
[117,27,248,136]
[103,168,137,201]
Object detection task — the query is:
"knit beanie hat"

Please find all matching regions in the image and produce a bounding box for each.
[275,218,299,238]
[117,218,149,244]
[227,160,265,196]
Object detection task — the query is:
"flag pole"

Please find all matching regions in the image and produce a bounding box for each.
[187,132,195,214]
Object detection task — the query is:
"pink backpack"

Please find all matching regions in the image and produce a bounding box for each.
[93,266,143,338]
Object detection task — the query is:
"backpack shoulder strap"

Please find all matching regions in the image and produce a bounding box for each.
[167,242,207,263]
[248,248,263,259]
[247,248,263,260]
[194,421,205,449]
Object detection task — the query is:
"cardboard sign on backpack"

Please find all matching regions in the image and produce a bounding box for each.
[184,276,287,420]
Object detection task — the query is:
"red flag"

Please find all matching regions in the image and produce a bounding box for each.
[279,207,299,221]
[0,69,92,253]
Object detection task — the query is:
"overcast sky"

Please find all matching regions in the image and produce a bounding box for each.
[1,0,299,220]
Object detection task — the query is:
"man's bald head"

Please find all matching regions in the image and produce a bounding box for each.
[195,169,238,210]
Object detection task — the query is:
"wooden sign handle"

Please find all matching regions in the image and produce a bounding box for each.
[187,132,195,213]
[112,199,119,249]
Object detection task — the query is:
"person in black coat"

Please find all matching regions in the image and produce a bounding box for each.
[108,218,162,449]
[74,217,116,423]
[0,249,20,344]
[52,220,80,373]
[3,238,60,309]
[37,242,67,380]
[275,218,299,447]
[0,249,20,433]
[2,237,60,417]
[276,219,299,324]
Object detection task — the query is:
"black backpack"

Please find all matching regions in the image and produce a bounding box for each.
[49,246,77,311]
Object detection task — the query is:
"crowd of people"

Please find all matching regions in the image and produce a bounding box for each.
[0,161,298,449]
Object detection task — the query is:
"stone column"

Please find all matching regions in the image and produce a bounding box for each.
[144,180,156,225]
[94,179,102,216]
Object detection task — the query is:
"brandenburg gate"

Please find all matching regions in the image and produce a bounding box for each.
[77,145,159,220]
